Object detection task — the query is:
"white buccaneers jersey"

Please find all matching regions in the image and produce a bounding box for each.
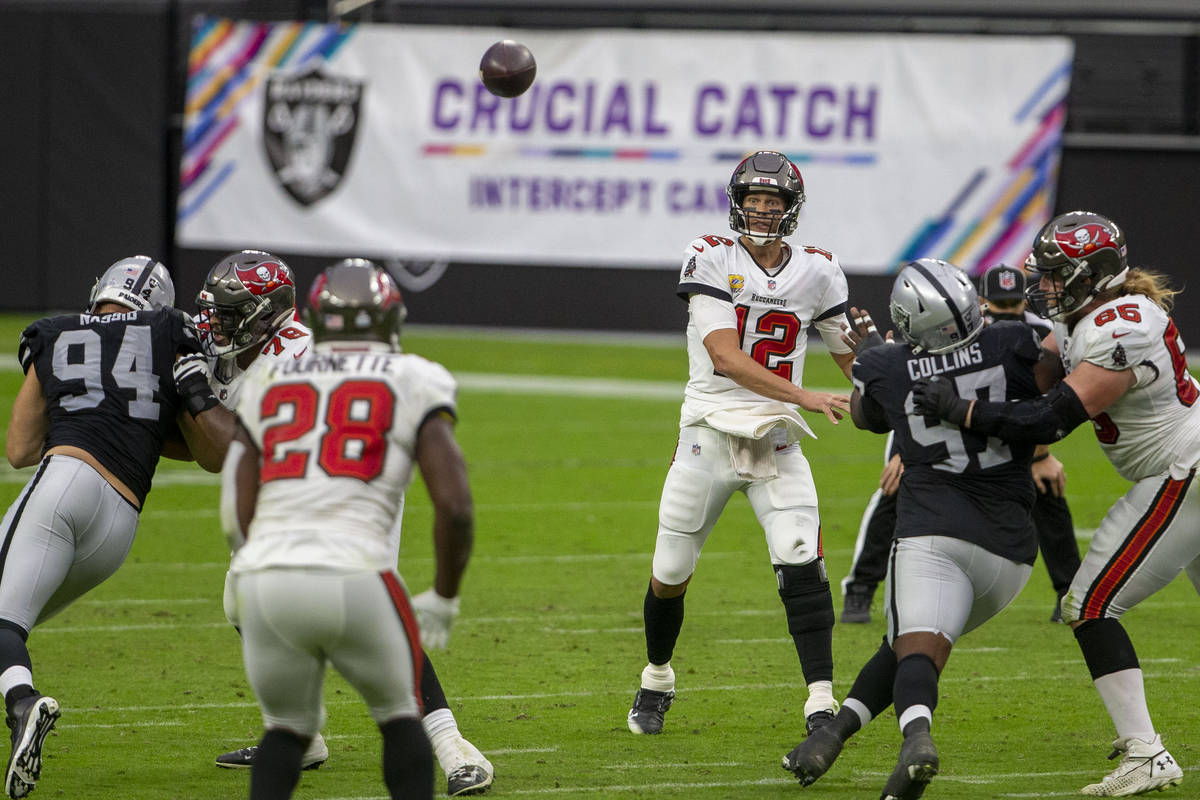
[193,312,312,410]
[676,234,849,427]
[230,344,457,573]
[1056,294,1200,481]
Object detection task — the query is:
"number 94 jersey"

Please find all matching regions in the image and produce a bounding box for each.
[230,348,457,573]
[852,322,1043,564]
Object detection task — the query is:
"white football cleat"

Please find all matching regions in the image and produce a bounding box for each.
[1080,734,1183,796]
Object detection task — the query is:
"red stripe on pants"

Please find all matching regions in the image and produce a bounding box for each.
[1083,476,1187,619]
[381,571,425,715]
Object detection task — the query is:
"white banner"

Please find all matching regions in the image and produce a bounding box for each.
[177,21,1073,274]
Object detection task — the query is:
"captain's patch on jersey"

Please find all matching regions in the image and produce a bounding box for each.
[729,274,744,294]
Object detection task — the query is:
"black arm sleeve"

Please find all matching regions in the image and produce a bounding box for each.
[969,381,1091,444]
[851,389,891,434]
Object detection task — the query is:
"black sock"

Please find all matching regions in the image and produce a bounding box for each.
[249,729,307,800]
[902,716,931,738]
[826,707,863,742]
[643,582,685,666]
[381,717,434,799]
[420,651,450,714]
[0,623,34,716]
[1074,618,1140,680]
[893,654,939,730]
[792,627,834,684]
[845,637,898,719]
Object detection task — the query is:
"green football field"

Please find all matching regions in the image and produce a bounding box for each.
[0,314,1195,800]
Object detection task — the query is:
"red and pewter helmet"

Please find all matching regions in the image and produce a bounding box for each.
[726,150,806,245]
[1024,211,1128,321]
[196,250,296,357]
[304,258,407,350]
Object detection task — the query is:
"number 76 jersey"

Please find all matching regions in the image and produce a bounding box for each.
[230,347,458,573]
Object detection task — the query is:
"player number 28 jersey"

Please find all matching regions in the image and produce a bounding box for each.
[676,235,849,426]
[1055,294,1200,481]
[230,346,457,573]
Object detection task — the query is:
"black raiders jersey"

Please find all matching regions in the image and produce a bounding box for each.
[852,322,1043,564]
[22,308,199,505]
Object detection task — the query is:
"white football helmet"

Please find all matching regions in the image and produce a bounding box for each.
[88,256,175,312]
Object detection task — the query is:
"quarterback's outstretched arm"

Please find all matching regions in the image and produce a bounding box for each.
[703,328,849,424]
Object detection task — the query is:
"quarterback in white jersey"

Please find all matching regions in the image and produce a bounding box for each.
[915,212,1195,796]
[222,258,474,800]
[627,151,854,741]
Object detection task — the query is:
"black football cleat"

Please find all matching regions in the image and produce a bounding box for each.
[215,738,328,771]
[447,764,494,797]
[879,730,939,800]
[5,693,60,799]
[841,586,873,624]
[805,709,836,735]
[626,688,674,735]
[782,726,844,787]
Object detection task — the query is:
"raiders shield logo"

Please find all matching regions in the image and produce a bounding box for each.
[263,65,364,206]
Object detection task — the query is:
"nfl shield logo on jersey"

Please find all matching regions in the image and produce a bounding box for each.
[692,443,701,456]
[263,65,364,206]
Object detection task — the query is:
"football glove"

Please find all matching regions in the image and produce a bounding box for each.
[173,352,219,416]
[912,375,971,426]
[412,588,460,650]
[16,331,32,374]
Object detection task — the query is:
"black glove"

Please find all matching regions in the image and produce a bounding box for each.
[912,375,971,426]
[17,331,33,374]
[174,352,219,417]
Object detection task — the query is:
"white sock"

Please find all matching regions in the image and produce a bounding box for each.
[898,704,932,734]
[641,662,675,692]
[0,667,33,702]
[844,697,872,729]
[1094,669,1155,742]
[423,707,461,767]
[804,680,837,717]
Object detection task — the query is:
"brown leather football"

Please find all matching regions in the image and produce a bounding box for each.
[479,40,537,98]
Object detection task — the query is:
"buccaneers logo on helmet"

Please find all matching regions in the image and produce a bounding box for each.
[235,261,295,297]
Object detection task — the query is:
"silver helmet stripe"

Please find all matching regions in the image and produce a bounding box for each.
[908,259,968,339]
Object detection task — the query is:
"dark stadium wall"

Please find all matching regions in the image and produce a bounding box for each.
[4,1,1200,339]
[0,4,171,314]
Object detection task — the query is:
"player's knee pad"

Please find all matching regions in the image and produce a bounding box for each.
[657,465,714,534]
[775,561,834,634]
[651,532,700,586]
[761,506,822,564]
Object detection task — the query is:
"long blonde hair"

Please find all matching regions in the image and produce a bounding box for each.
[1118,268,1179,312]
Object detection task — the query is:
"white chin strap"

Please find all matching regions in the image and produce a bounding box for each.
[745,233,779,247]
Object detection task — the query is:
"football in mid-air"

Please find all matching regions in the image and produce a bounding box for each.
[479,40,537,98]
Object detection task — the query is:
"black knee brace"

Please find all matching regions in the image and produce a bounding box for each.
[775,561,834,634]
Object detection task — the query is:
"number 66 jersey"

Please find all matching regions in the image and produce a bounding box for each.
[1053,295,1200,482]
[230,345,457,573]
